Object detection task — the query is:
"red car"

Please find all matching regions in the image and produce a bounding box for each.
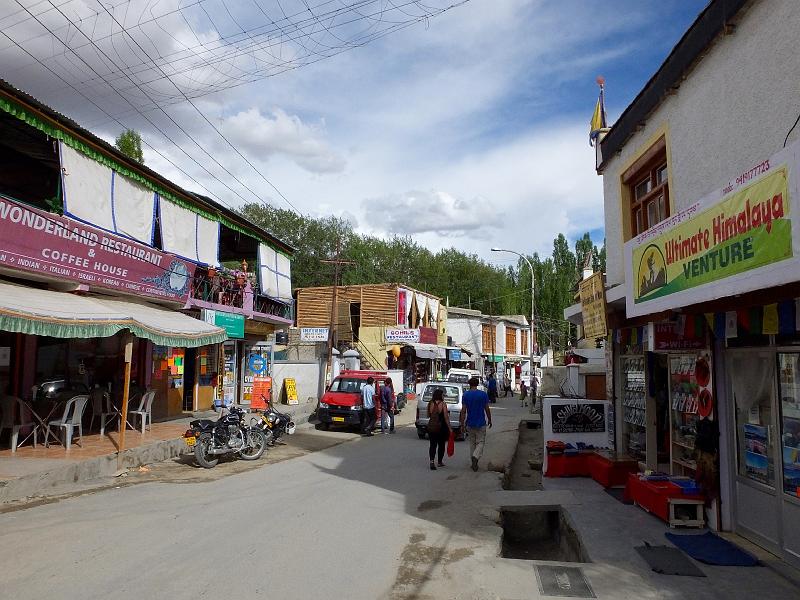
[317,369,388,431]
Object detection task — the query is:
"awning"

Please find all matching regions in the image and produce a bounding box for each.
[0,281,226,347]
[409,343,446,360]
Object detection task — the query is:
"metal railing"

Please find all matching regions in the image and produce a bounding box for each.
[190,267,293,321]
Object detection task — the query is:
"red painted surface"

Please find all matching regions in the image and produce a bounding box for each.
[623,473,705,522]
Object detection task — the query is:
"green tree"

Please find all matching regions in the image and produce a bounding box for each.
[115,129,144,163]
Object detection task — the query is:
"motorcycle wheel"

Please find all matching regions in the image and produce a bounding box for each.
[194,433,219,469]
[240,428,267,461]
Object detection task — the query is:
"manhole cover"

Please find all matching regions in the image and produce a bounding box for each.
[534,565,595,598]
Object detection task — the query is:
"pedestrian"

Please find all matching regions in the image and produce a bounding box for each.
[361,376,376,436]
[486,372,498,404]
[380,377,396,434]
[519,379,528,407]
[460,376,492,471]
[502,377,513,397]
[427,388,452,470]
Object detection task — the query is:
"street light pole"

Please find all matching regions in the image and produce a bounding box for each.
[491,247,536,402]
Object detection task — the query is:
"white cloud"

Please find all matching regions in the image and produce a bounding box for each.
[363,190,503,235]
[221,108,345,174]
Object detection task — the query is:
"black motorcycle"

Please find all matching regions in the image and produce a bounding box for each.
[255,396,296,445]
[184,405,267,468]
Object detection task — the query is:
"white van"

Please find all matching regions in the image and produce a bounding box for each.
[446,368,482,386]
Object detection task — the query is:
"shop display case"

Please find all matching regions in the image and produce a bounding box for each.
[778,353,800,497]
[669,352,712,476]
[622,355,647,461]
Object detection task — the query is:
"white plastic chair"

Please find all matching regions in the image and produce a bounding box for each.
[130,390,156,433]
[0,396,38,452]
[99,391,119,436]
[45,395,89,450]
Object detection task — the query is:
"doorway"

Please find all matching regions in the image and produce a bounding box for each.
[183,348,197,412]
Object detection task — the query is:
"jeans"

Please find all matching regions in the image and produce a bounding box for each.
[467,426,487,461]
[361,408,376,433]
[380,405,395,432]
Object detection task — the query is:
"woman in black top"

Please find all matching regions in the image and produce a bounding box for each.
[427,388,453,470]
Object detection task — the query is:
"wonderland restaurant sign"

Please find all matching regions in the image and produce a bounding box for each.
[0,195,195,303]
[625,142,800,317]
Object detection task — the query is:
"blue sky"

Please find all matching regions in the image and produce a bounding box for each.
[0,0,708,263]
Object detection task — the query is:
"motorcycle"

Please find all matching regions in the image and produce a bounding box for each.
[255,395,296,445]
[184,405,267,468]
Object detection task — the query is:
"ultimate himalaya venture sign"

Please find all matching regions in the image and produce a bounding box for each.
[624,141,800,318]
[0,195,195,303]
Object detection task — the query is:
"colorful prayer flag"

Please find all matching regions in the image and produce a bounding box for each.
[589,83,607,146]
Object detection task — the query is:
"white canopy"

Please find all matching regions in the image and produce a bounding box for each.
[0,281,226,347]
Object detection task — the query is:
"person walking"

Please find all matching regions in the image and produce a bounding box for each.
[486,372,498,404]
[519,379,528,407]
[502,377,513,398]
[361,377,376,436]
[427,388,452,470]
[380,377,396,434]
[460,376,492,471]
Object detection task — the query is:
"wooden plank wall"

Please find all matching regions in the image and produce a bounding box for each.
[296,284,399,329]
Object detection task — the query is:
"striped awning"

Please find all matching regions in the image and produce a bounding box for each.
[0,281,226,347]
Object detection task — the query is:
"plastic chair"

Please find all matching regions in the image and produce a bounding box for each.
[45,395,89,450]
[0,396,38,452]
[99,391,119,436]
[130,390,156,433]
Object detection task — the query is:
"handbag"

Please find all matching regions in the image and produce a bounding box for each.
[447,430,455,457]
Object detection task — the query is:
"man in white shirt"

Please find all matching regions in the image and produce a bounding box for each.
[361,377,376,436]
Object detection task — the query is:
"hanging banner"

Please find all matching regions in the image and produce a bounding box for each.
[397,289,408,327]
[579,272,607,340]
[624,142,800,317]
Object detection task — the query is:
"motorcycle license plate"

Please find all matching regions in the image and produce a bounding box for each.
[332,417,345,422]
[185,436,196,446]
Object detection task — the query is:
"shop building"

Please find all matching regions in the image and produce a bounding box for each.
[295,283,446,390]
[565,0,800,565]
[447,307,533,385]
[0,79,293,419]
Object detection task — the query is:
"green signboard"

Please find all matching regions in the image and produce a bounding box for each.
[214,311,245,339]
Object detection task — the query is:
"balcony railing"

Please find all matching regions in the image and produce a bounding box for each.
[190,266,293,321]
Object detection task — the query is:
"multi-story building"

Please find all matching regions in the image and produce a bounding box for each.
[0,79,293,416]
[566,0,800,564]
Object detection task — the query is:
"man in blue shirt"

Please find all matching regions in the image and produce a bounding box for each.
[486,372,498,404]
[361,377,376,436]
[460,377,492,471]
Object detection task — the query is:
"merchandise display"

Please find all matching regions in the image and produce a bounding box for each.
[778,353,800,497]
[669,352,712,475]
[622,355,646,461]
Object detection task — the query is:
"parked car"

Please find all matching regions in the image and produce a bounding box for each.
[446,368,484,390]
[317,369,392,430]
[415,382,465,440]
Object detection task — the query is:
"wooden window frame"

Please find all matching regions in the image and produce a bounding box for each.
[505,328,517,355]
[521,330,528,354]
[621,136,670,240]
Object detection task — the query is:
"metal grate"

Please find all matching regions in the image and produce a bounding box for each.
[534,565,596,598]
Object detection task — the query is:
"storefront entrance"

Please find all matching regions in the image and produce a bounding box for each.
[726,347,800,565]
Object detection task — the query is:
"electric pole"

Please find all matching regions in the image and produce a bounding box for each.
[321,237,354,385]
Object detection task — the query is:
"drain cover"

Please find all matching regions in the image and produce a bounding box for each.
[534,565,595,598]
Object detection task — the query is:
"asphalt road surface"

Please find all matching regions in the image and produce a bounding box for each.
[0,402,525,600]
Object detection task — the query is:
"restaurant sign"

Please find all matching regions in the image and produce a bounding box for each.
[385,328,420,343]
[624,142,800,317]
[0,195,195,303]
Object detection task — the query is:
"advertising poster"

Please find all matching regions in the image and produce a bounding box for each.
[550,402,606,434]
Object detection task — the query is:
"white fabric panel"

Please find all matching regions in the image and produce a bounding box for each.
[258,244,279,298]
[406,291,414,322]
[275,252,292,301]
[159,199,199,261]
[414,293,427,324]
[112,172,155,244]
[428,298,440,328]
[60,142,114,231]
[196,215,220,266]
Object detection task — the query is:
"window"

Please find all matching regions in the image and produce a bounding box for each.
[421,384,460,404]
[623,137,670,238]
[521,330,529,354]
[505,328,517,354]
[481,324,495,352]
[329,378,367,393]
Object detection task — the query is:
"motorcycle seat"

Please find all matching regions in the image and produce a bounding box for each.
[190,419,216,430]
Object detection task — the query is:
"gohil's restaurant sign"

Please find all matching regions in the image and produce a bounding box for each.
[624,142,800,318]
[0,195,195,303]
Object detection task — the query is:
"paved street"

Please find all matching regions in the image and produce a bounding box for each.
[0,401,525,600]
